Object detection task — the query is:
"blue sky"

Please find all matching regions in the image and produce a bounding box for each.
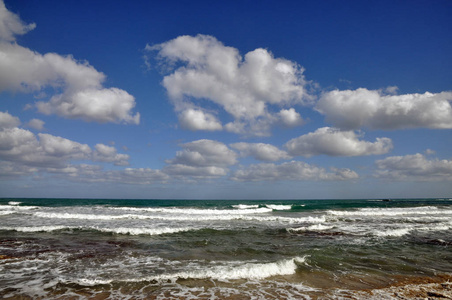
[0,0,451,199]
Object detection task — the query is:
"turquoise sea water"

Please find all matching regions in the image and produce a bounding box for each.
[0,198,451,299]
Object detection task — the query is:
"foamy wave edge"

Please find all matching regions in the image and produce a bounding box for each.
[0,225,194,235]
[110,206,273,215]
[72,256,307,286]
[327,206,452,217]
[32,212,322,224]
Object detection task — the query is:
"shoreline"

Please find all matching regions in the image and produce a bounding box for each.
[353,274,452,299]
[1,270,451,299]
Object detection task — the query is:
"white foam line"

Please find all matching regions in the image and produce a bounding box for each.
[287,224,334,232]
[0,205,39,211]
[266,205,293,210]
[109,206,273,215]
[373,228,412,237]
[32,212,322,224]
[0,225,196,236]
[0,211,15,216]
[0,225,75,232]
[73,256,307,286]
[232,204,260,209]
[328,206,452,217]
[98,227,193,235]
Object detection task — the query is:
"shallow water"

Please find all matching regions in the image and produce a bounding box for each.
[0,198,451,299]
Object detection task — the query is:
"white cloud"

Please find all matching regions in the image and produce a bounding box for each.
[277,108,304,127]
[0,161,38,178]
[41,164,170,185]
[93,144,130,166]
[383,86,399,95]
[164,139,237,178]
[36,87,140,124]
[0,111,20,129]
[164,164,228,178]
[224,117,277,137]
[375,153,452,181]
[178,108,222,131]
[230,142,291,162]
[285,127,393,157]
[316,88,452,130]
[148,34,310,135]
[0,111,129,172]
[38,133,91,159]
[425,149,436,155]
[0,4,139,124]
[120,168,169,184]
[26,119,45,131]
[231,161,358,182]
[167,139,237,167]
[0,127,92,168]
[0,112,165,184]
[0,0,35,42]
[0,127,42,161]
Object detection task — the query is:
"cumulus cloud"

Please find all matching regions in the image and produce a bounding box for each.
[38,133,91,159]
[148,34,310,136]
[34,164,169,185]
[231,161,358,182]
[278,108,304,127]
[93,144,130,166]
[167,139,237,167]
[0,161,38,178]
[0,111,20,129]
[0,127,91,168]
[119,168,169,184]
[36,87,140,124]
[230,142,291,162]
[0,111,129,172]
[178,108,222,131]
[164,164,228,178]
[0,3,139,124]
[375,153,452,181]
[164,139,237,178]
[316,88,452,130]
[26,119,45,131]
[0,0,35,41]
[285,127,393,157]
[0,112,168,185]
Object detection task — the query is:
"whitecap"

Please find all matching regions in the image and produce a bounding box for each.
[0,225,76,232]
[74,256,307,285]
[97,226,194,235]
[266,204,293,210]
[110,206,273,215]
[373,228,411,237]
[232,204,260,209]
[327,206,452,217]
[287,224,334,232]
[0,205,38,211]
[32,211,308,224]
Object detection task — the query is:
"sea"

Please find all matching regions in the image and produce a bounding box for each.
[0,198,451,299]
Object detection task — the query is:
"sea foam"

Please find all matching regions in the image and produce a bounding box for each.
[232,204,260,209]
[31,210,315,224]
[266,204,293,210]
[327,206,452,217]
[111,206,273,215]
[74,256,307,286]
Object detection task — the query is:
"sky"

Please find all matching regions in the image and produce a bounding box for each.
[0,0,451,199]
